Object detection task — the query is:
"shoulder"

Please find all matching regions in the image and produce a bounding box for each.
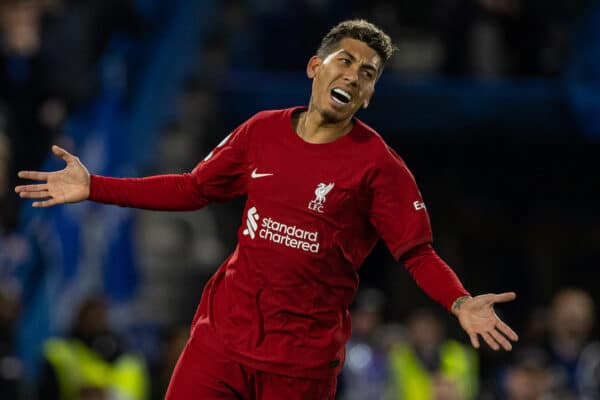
[246,107,298,126]
[353,118,408,169]
[235,108,297,141]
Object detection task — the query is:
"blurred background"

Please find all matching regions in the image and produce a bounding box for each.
[0,0,599,399]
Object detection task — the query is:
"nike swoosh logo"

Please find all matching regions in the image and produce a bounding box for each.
[251,168,273,179]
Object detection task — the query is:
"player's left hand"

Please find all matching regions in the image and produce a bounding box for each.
[452,292,519,351]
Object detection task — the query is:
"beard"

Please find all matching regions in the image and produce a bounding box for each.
[310,97,352,125]
[320,109,343,124]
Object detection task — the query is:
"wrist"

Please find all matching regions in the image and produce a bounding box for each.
[87,173,95,200]
[451,295,472,317]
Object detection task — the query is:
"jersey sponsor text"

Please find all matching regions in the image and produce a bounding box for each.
[243,207,320,253]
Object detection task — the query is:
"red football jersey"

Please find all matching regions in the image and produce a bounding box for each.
[188,107,432,378]
[89,107,468,378]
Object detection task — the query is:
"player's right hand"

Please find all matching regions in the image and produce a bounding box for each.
[15,145,91,207]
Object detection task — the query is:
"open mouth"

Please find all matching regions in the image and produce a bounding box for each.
[331,88,352,104]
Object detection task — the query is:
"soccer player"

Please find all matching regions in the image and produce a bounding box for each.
[16,19,519,400]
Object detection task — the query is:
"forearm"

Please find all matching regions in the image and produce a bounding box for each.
[400,243,470,311]
[89,174,209,210]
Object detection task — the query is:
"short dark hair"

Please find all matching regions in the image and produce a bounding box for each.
[317,19,394,68]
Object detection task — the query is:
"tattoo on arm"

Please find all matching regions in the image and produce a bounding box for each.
[452,295,470,315]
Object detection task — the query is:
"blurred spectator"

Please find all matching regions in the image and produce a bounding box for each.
[366,0,591,78]
[219,0,259,70]
[544,288,600,398]
[38,295,149,400]
[37,0,140,109]
[0,0,58,177]
[366,0,446,77]
[475,0,591,77]
[250,0,360,70]
[0,283,24,399]
[0,128,30,291]
[0,128,29,400]
[388,308,478,400]
[150,325,188,400]
[0,127,17,232]
[501,347,553,400]
[338,288,390,400]
[0,0,140,184]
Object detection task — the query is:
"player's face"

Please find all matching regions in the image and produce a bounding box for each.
[307,38,382,123]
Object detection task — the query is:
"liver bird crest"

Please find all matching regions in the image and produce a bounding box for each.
[314,183,334,203]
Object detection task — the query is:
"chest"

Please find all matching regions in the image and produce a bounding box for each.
[246,138,366,220]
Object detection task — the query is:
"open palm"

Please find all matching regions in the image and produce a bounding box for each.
[454,292,519,351]
[15,145,90,207]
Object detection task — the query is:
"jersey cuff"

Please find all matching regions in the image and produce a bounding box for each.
[88,174,102,201]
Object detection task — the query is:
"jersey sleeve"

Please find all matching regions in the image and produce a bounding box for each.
[189,120,249,202]
[366,145,433,260]
[89,120,250,210]
[400,243,470,310]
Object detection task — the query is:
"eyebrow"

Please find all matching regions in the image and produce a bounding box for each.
[338,50,378,73]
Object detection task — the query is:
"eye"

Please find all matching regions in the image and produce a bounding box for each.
[362,70,375,80]
[340,58,351,65]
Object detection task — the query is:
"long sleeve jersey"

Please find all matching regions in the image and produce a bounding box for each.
[90,107,469,378]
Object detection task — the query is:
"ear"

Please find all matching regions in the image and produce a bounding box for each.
[306,56,322,79]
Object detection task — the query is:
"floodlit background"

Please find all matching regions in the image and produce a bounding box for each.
[0,0,599,399]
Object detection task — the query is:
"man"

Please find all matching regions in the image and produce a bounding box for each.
[16,19,518,399]
[38,296,149,400]
[338,288,390,400]
[389,308,478,400]
[544,288,600,398]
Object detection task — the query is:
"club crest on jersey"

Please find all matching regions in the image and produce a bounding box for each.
[308,182,335,213]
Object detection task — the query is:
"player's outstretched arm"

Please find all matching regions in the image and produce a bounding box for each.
[452,292,519,351]
[15,145,90,208]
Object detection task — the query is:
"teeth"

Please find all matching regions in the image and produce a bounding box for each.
[332,88,351,102]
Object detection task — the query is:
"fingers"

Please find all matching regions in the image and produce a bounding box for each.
[15,183,48,193]
[468,330,510,351]
[17,171,50,182]
[18,191,51,199]
[489,328,513,351]
[32,198,59,208]
[493,292,517,303]
[471,321,519,352]
[52,145,72,161]
[17,146,73,183]
[468,332,480,349]
[18,189,61,207]
[16,183,53,202]
[482,332,500,351]
[496,319,519,342]
[483,325,518,351]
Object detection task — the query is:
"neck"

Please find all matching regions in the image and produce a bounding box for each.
[294,106,353,144]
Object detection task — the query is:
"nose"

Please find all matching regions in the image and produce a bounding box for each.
[343,66,359,86]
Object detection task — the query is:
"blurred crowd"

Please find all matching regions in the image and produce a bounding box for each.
[217,0,593,77]
[0,0,146,399]
[0,0,138,233]
[337,287,600,400]
[0,290,190,399]
[1,286,597,399]
[1,0,599,399]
